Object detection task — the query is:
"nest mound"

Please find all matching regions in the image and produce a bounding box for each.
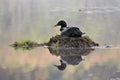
[47,35,99,56]
[48,35,99,48]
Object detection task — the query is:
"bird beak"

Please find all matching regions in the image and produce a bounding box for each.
[82,32,85,34]
[82,59,85,61]
[54,24,58,27]
[53,65,57,67]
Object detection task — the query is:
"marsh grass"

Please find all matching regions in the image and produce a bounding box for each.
[10,40,39,50]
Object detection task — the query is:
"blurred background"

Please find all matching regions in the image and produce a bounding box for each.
[0,0,120,80]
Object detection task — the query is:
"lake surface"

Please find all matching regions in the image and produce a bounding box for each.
[1,21,120,79]
[0,0,120,80]
[0,40,120,80]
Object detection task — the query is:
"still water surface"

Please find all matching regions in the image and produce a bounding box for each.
[0,40,120,80]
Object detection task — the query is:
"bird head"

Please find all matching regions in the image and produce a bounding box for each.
[54,60,67,71]
[54,20,67,31]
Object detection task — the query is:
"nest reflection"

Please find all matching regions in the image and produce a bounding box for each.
[47,35,98,71]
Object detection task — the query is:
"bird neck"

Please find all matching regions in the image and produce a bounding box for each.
[60,28,63,31]
[60,27,65,31]
[60,27,68,31]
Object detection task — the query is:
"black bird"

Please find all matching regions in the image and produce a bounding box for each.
[54,60,67,71]
[55,20,85,37]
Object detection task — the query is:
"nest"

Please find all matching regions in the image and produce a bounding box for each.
[47,35,99,56]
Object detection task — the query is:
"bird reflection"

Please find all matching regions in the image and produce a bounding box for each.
[54,60,67,71]
[47,46,94,71]
[46,34,98,71]
[61,56,84,65]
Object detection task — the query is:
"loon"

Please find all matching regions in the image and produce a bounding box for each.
[55,20,85,37]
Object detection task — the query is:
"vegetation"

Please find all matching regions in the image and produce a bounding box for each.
[10,40,39,50]
[50,41,59,51]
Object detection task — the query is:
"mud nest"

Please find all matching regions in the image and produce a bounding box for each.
[48,35,99,48]
[47,35,99,56]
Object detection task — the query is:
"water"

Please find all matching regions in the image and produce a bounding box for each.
[0,41,120,80]
[0,0,120,80]
[1,47,120,78]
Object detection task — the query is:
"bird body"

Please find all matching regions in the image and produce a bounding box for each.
[55,20,85,37]
[61,27,84,37]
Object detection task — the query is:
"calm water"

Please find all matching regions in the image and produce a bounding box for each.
[0,0,120,80]
[0,40,120,80]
